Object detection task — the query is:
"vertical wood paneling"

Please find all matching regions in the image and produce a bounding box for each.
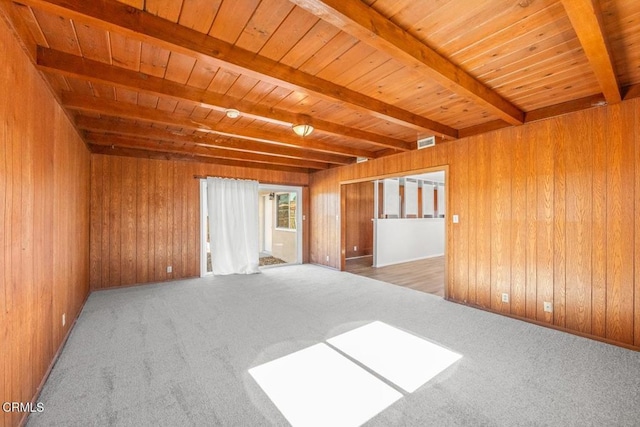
[100,156,111,289]
[121,157,136,286]
[511,130,527,317]
[109,158,122,286]
[0,102,6,423]
[1,17,90,427]
[564,112,592,333]
[490,130,512,313]
[467,139,478,305]
[340,185,347,269]
[591,108,608,338]
[153,161,168,282]
[344,181,374,259]
[180,162,190,278]
[9,92,24,409]
[475,134,492,308]
[90,159,103,289]
[440,144,454,299]
[33,109,50,392]
[136,159,149,284]
[172,162,183,278]
[38,108,55,385]
[635,99,640,347]
[166,163,175,280]
[302,186,310,264]
[186,162,198,276]
[553,117,567,327]
[535,120,554,324]
[358,182,373,255]
[31,123,40,395]
[89,156,309,289]
[330,173,339,266]
[605,104,635,344]
[452,139,469,302]
[21,92,35,399]
[309,97,640,350]
[147,161,157,283]
[524,125,538,319]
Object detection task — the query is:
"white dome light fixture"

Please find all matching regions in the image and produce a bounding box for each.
[292,123,314,137]
[225,108,240,119]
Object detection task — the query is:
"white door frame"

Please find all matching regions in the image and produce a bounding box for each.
[263,195,273,253]
[259,184,303,265]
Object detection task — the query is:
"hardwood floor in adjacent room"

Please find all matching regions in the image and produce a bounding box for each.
[345,256,445,297]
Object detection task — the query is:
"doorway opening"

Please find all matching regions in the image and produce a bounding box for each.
[200,181,303,277]
[259,185,302,268]
[340,168,447,297]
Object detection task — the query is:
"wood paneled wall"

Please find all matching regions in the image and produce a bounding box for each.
[344,181,374,258]
[90,155,309,289]
[310,99,640,350]
[1,18,91,427]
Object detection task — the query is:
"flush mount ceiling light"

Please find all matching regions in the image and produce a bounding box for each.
[225,108,240,119]
[292,124,314,137]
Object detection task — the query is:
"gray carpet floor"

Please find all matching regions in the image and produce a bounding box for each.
[27,265,640,426]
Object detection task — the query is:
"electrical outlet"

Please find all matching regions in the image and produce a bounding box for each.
[453,214,459,223]
[353,246,357,251]
[62,313,66,327]
[501,293,509,303]
[543,301,553,313]
[326,255,329,262]
[167,266,172,273]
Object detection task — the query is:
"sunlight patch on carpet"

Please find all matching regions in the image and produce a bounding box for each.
[327,321,462,393]
[249,343,402,427]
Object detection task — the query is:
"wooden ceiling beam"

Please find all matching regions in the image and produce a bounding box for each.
[459,82,640,137]
[289,0,524,126]
[85,132,330,170]
[458,120,511,139]
[37,47,413,152]
[525,93,608,123]
[89,144,311,173]
[75,116,352,165]
[561,0,621,104]
[19,0,457,138]
[62,93,376,159]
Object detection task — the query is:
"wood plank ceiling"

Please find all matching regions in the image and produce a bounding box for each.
[2,0,640,173]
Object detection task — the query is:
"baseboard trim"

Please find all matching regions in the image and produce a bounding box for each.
[447,298,640,352]
[374,253,444,268]
[310,262,340,271]
[18,291,91,427]
[91,275,200,292]
[345,255,373,260]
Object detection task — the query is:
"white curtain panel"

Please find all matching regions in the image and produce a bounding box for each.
[207,177,260,275]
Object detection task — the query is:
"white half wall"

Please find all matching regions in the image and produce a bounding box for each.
[374,218,444,267]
